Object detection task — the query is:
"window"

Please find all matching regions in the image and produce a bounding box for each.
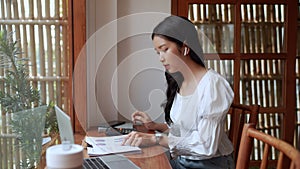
[0,0,71,113]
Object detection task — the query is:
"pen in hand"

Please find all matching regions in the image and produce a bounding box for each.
[86,142,93,148]
[121,134,130,146]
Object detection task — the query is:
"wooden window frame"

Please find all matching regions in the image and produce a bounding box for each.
[70,0,86,133]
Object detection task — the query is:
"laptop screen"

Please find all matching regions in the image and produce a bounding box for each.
[55,105,75,144]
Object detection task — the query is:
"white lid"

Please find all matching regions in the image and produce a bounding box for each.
[46,144,83,168]
[47,144,83,155]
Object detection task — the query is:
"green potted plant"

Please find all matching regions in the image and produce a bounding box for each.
[0,30,58,168]
[0,31,40,114]
[45,101,59,136]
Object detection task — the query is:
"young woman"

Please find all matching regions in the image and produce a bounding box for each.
[122,15,235,169]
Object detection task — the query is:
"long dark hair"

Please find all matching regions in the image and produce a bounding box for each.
[151,16,205,125]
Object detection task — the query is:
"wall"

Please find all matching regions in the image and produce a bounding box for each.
[86,0,171,128]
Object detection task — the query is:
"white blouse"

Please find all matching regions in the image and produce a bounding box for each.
[168,69,234,160]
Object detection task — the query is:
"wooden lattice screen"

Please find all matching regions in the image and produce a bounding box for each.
[175,0,298,167]
[0,0,70,112]
[0,1,71,168]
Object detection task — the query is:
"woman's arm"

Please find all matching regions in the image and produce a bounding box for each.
[122,131,169,148]
[145,122,169,133]
[156,134,169,147]
[132,111,169,132]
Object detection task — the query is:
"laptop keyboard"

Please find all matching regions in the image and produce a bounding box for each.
[83,157,110,169]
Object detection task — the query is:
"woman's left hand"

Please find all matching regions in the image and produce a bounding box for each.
[122,131,156,147]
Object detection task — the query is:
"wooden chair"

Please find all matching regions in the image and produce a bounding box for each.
[236,123,300,169]
[227,103,260,163]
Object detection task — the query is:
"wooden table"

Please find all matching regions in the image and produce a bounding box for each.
[40,128,172,169]
[124,145,172,169]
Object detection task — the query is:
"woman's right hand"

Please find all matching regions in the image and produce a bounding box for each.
[132,111,155,131]
[121,131,156,147]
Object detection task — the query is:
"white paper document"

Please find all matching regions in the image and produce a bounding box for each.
[85,135,141,156]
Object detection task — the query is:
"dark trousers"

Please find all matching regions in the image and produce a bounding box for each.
[169,154,235,169]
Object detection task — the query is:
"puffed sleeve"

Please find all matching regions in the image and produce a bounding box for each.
[168,74,234,159]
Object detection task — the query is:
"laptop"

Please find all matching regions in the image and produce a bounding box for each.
[55,105,75,144]
[54,106,140,169]
[82,155,140,169]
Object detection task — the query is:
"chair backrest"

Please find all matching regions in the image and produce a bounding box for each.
[227,103,260,162]
[236,123,300,169]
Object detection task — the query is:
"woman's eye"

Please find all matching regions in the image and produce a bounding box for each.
[155,48,168,55]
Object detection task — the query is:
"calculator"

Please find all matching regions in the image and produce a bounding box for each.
[105,127,136,136]
[116,128,136,135]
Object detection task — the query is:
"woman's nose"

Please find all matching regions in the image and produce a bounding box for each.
[159,53,165,62]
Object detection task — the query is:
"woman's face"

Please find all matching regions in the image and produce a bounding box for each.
[152,35,184,73]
